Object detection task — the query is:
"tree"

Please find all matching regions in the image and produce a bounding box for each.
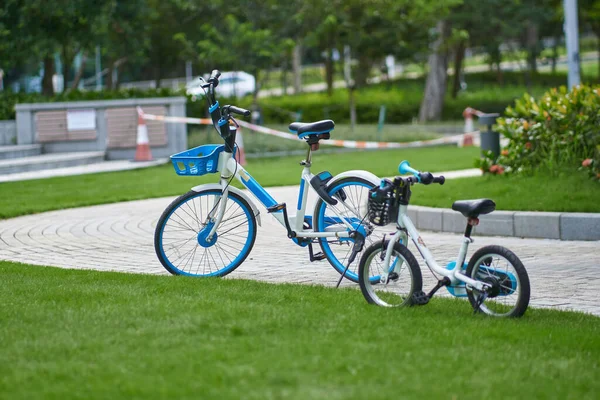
[197,14,293,105]
[415,0,462,122]
[419,20,452,122]
[1,0,107,94]
[93,0,152,90]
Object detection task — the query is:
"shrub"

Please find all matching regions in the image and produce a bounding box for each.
[480,85,600,179]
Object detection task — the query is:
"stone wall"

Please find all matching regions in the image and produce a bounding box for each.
[15,97,187,160]
[0,120,17,145]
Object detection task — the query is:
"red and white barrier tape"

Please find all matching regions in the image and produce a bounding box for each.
[140,113,213,125]
[139,108,474,150]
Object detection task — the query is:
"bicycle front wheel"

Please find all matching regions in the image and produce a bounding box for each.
[154,189,257,277]
[313,177,384,283]
[358,241,422,307]
[466,245,530,317]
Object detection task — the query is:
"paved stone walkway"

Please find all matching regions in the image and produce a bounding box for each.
[0,185,599,316]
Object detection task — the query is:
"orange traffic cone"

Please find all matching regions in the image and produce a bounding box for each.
[235,128,246,166]
[134,107,153,161]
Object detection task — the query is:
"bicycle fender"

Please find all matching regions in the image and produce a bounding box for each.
[329,170,380,187]
[190,183,261,226]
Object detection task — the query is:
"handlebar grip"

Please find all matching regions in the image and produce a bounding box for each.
[419,172,434,185]
[209,69,221,87]
[210,69,221,80]
[229,106,251,117]
[433,176,445,185]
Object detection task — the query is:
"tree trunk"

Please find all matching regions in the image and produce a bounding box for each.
[451,40,465,99]
[281,65,288,95]
[419,20,450,122]
[62,44,71,92]
[70,52,87,90]
[154,65,162,88]
[114,63,121,90]
[551,39,558,74]
[105,58,114,90]
[348,86,356,132]
[526,24,538,74]
[42,55,55,96]
[355,55,371,88]
[496,61,504,85]
[293,40,302,94]
[325,48,334,96]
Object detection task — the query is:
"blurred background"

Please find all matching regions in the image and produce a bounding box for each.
[0,0,598,154]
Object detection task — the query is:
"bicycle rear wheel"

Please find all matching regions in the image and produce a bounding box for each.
[154,189,257,277]
[358,240,422,307]
[313,177,384,283]
[466,245,530,317]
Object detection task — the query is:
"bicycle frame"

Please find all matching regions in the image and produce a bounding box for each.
[203,146,361,242]
[382,205,488,291]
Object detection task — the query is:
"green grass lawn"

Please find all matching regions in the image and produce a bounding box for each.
[410,170,600,213]
[1,262,598,400]
[0,146,479,219]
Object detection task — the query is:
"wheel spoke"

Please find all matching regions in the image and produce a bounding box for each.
[156,190,256,277]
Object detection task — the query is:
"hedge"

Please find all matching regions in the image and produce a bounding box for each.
[0,70,582,125]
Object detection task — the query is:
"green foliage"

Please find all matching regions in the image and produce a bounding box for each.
[197,14,294,93]
[484,85,600,179]
[223,71,560,125]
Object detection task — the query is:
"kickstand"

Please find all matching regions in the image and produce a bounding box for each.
[335,231,365,288]
[474,292,488,314]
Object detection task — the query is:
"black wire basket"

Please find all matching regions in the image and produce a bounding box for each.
[367,181,398,226]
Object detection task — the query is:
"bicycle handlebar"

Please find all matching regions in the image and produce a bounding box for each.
[228,105,251,117]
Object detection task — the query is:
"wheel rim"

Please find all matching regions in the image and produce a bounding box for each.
[317,180,384,281]
[469,253,522,316]
[158,190,255,277]
[362,247,414,307]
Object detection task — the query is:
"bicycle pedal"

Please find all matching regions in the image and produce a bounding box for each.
[411,291,430,306]
[308,242,327,262]
[267,203,286,213]
[312,252,326,261]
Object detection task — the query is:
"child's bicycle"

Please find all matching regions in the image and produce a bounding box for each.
[358,160,531,317]
[154,70,384,280]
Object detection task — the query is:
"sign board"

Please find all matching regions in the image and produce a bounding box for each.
[67,109,96,131]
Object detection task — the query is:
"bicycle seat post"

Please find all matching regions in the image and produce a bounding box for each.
[300,147,312,168]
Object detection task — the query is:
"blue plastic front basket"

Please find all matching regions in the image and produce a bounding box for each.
[170,144,236,176]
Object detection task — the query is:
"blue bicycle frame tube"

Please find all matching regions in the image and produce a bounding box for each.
[237,169,279,210]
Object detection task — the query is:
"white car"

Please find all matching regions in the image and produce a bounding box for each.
[186,71,255,98]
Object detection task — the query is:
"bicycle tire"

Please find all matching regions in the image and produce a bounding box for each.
[466,245,530,318]
[358,240,423,307]
[154,189,257,277]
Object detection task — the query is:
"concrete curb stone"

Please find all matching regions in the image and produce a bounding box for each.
[514,211,561,240]
[410,205,599,241]
[560,213,600,241]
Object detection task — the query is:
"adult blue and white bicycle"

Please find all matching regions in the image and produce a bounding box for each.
[154,70,384,281]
